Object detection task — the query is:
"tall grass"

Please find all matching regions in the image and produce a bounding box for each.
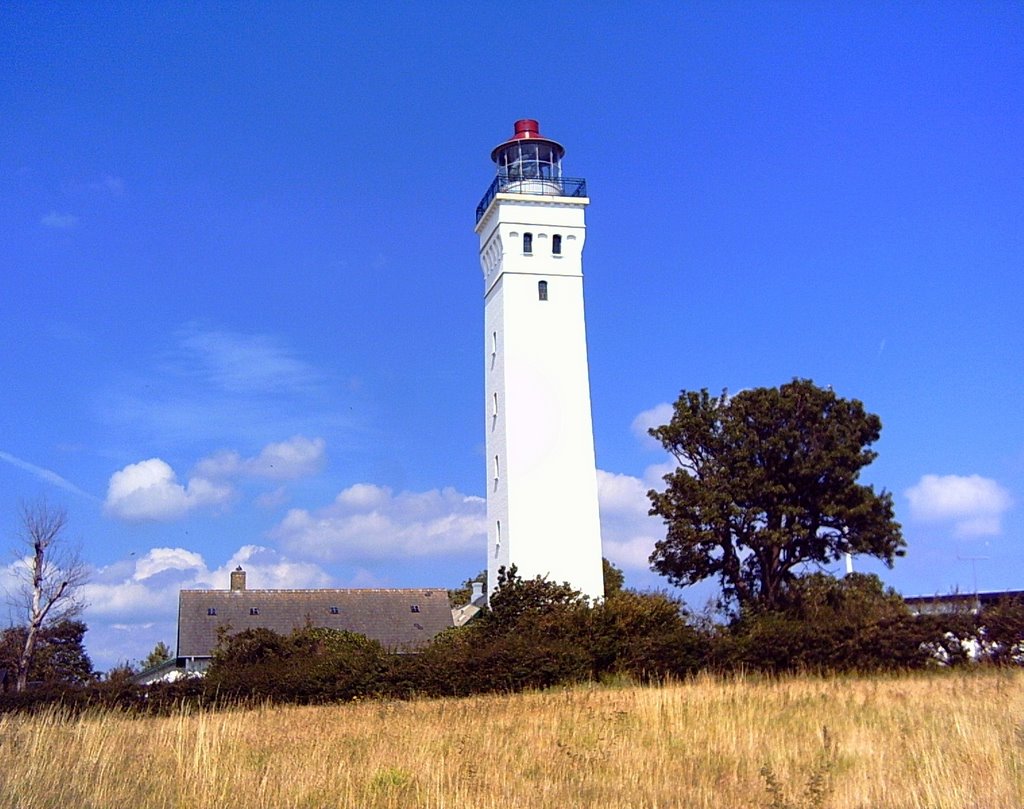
[0,669,1021,808]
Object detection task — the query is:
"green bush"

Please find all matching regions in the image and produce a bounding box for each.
[204,626,389,702]
[710,574,953,672]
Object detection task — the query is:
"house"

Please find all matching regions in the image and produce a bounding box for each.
[903,588,1024,616]
[136,567,456,683]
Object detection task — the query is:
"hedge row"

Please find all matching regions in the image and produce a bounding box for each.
[1,571,1021,715]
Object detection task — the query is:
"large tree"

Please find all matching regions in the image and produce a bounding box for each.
[647,379,904,612]
[6,501,88,691]
[0,619,94,688]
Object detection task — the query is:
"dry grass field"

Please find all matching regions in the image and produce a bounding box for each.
[0,669,1021,809]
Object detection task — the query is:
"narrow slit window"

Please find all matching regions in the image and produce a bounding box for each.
[492,392,498,421]
[523,232,533,253]
[495,520,501,555]
[538,280,548,301]
[493,455,500,489]
[552,234,562,254]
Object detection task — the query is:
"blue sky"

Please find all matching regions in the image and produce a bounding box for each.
[2,3,1021,670]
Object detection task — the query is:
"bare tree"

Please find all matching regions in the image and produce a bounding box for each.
[8,501,88,692]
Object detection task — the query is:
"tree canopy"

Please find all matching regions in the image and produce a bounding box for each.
[647,379,904,611]
[0,619,94,688]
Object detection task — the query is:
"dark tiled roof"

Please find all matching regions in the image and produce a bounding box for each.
[177,588,453,657]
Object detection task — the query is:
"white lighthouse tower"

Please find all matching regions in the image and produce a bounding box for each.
[475,119,604,602]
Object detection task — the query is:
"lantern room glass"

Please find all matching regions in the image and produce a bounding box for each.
[496,141,562,182]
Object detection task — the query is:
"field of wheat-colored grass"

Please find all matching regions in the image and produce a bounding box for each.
[0,669,1021,809]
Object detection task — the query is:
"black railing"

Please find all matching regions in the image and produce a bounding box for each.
[475,176,588,222]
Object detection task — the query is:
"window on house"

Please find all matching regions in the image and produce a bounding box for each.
[538,280,548,301]
[207,608,217,616]
[410,605,421,613]
[552,234,562,254]
[330,606,339,614]
[523,232,533,253]
[250,607,259,616]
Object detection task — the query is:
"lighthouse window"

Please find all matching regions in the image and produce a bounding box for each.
[523,233,533,254]
[538,280,548,301]
[493,455,499,489]
[552,235,562,255]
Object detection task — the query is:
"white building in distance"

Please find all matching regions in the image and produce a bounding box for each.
[475,119,604,602]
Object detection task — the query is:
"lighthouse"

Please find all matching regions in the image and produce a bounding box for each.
[475,119,604,602]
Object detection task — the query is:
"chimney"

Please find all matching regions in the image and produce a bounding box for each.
[230,566,246,592]
[471,580,484,604]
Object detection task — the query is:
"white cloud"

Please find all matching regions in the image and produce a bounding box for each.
[41,211,78,229]
[642,459,677,488]
[271,483,486,563]
[596,469,663,570]
[104,458,233,521]
[195,436,326,480]
[630,402,675,449]
[905,474,1013,537]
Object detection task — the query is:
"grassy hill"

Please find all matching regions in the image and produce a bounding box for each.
[1,669,1021,808]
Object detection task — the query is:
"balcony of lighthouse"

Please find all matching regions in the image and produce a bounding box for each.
[475,174,588,224]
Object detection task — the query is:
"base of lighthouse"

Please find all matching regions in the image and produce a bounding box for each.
[476,127,605,603]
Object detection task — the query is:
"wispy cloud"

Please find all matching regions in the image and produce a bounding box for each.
[194,436,326,480]
[0,450,98,501]
[98,326,354,448]
[92,175,125,196]
[41,212,78,229]
[905,474,1013,537]
[174,326,321,393]
[271,483,486,563]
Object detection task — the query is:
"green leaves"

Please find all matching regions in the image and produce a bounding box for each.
[648,379,904,611]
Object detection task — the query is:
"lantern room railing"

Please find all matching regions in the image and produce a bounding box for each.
[475,176,588,223]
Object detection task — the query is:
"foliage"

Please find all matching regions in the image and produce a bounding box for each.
[0,619,94,688]
[482,564,589,629]
[978,596,1024,664]
[205,626,389,702]
[648,379,904,612]
[142,641,173,670]
[602,557,626,596]
[711,574,944,672]
[589,589,706,681]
